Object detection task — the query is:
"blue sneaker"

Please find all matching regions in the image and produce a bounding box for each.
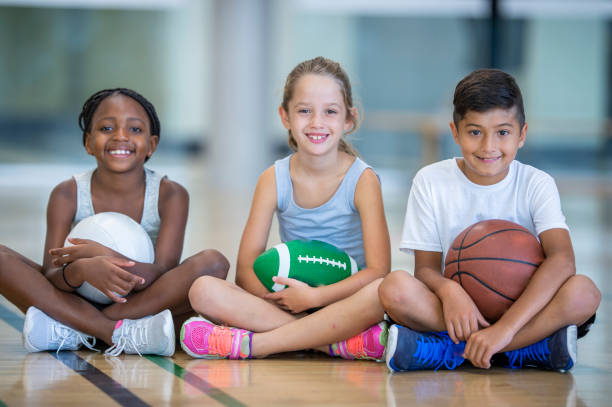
[505,325,577,372]
[386,325,466,372]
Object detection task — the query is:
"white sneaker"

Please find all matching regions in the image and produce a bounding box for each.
[104,309,175,357]
[22,307,97,353]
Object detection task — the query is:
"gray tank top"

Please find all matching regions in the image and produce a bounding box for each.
[274,154,373,269]
[72,167,164,246]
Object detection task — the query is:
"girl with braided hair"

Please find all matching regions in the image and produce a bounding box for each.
[0,88,229,356]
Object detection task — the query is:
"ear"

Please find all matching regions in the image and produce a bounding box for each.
[344,107,358,132]
[84,133,94,155]
[517,122,527,149]
[449,121,460,145]
[147,135,159,158]
[278,106,291,130]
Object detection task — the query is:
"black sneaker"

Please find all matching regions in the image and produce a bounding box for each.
[386,324,466,372]
[505,325,577,372]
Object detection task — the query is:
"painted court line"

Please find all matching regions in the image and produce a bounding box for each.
[0,302,148,407]
[0,302,248,407]
[146,356,248,407]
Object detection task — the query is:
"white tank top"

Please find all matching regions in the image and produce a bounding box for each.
[72,167,164,246]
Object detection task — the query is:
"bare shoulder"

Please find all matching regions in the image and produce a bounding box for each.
[47,178,77,228]
[356,167,382,193]
[49,178,77,206]
[159,177,189,203]
[158,178,189,220]
[259,165,276,186]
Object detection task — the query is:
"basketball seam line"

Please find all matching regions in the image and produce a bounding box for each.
[450,228,534,251]
[444,257,540,267]
[449,271,516,302]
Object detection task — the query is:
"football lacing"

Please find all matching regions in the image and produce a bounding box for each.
[297,255,347,270]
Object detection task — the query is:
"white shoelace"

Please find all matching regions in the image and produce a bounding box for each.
[51,323,97,354]
[104,321,147,357]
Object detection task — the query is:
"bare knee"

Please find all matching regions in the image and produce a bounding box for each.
[0,244,12,263]
[0,245,15,276]
[184,249,230,280]
[378,270,418,314]
[558,275,601,324]
[188,275,230,316]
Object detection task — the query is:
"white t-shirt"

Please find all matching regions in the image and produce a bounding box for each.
[399,158,568,266]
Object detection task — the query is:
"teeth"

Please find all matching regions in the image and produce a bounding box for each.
[309,135,326,140]
[109,150,132,155]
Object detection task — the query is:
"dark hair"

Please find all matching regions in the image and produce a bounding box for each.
[453,69,525,127]
[281,56,359,157]
[78,88,161,147]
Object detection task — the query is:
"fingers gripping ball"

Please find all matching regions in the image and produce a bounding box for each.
[64,212,155,304]
[253,240,360,292]
[444,219,544,322]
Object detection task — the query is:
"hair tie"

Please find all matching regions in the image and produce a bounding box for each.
[62,263,82,289]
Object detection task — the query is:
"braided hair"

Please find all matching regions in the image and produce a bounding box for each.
[78,88,161,148]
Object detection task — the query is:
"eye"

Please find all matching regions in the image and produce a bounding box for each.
[298,108,310,114]
[499,129,509,136]
[468,129,481,136]
[326,109,338,115]
[130,127,142,133]
[99,126,112,132]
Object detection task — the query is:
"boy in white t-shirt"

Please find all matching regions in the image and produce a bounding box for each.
[380,69,601,372]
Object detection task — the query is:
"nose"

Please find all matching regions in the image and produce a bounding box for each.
[113,127,129,141]
[481,133,496,152]
[309,111,323,127]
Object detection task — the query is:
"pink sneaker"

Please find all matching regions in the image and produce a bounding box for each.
[329,321,388,361]
[180,317,253,359]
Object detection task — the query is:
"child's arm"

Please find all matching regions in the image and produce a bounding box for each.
[463,228,575,368]
[47,179,188,295]
[124,178,189,289]
[414,250,489,344]
[264,169,391,313]
[43,180,141,299]
[235,167,277,298]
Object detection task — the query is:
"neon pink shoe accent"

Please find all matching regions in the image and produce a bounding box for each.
[181,317,252,359]
[114,320,123,330]
[331,321,388,361]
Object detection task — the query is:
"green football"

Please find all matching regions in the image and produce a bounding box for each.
[253,240,360,292]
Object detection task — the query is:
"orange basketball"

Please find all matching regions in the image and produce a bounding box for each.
[444,219,544,322]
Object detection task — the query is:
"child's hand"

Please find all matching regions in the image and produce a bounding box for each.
[463,324,514,369]
[263,277,318,313]
[50,238,115,266]
[76,256,144,303]
[439,282,490,343]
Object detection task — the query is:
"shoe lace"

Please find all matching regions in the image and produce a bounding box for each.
[506,338,550,369]
[51,323,97,354]
[345,332,366,358]
[105,322,147,357]
[414,332,465,371]
[208,326,234,357]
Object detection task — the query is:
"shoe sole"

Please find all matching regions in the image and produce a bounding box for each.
[180,316,223,359]
[160,309,176,357]
[385,324,399,372]
[562,325,578,373]
[23,307,41,352]
[375,321,389,362]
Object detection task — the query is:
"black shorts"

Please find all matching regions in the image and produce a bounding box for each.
[578,313,596,339]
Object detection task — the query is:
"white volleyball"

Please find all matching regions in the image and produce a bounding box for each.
[64,212,154,304]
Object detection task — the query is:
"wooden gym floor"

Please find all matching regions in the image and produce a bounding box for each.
[0,159,610,406]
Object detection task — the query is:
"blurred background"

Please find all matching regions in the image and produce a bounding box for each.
[0,0,611,278]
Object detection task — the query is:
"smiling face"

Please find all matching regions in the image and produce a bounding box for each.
[450,107,527,185]
[85,94,158,173]
[279,74,355,157]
